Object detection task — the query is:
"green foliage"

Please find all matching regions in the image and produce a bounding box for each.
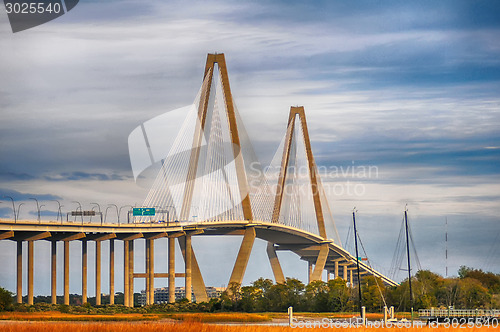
[0,286,13,311]
[3,267,498,314]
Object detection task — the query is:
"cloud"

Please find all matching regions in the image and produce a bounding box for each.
[44,171,128,182]
[0,188,62,201]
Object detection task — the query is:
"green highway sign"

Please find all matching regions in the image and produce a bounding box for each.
[133,207,156,216]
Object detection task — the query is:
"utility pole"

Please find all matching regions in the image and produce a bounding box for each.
[352,209,362,316]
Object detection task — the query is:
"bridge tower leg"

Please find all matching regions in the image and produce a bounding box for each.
[123,240,129,307]
[228,227,256,288]
[109,239,115,305]
[27,240,34,305]
[271,106,328,239]
[168,237,175,303]
[64,240,70,305]
[51,240,57,304]
[177,236,207,302]
[82,240,87,304]
[266,242,285,284]
[179,53,253,222]
[16,241,22,304]
[310,244,329,282]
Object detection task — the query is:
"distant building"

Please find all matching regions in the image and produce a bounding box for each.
[139,286,225,305]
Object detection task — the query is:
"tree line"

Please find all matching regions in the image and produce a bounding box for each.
[1,266,498,313]
[219,266,499,312]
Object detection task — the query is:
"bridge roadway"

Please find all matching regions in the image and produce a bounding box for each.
[0,219,397,306]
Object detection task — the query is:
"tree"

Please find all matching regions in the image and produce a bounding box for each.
[326,278,351,312]
[361,276,386,312]
[0,287,13,311]
[456,278,491,309]
[305,280,329,312]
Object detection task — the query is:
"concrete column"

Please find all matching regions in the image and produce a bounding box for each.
[334,261,339,279]
[95,241,101,305]
[145,239,150,305]
[327,270,330,281]
[109,239,115,305]
[123,240,129,307]
[266,242,285,284]
[129,240,134,307]
[28,240,34,305]
[349,269,353,286]
[64,241,69,305]
[168,237,175,303]
[343,265,348,281]
[308,261,313,284]
[51,241,57,304]
[82,241,87,304]
[16,241,22,304]
[149,239,154,305]
[185,235,192,302]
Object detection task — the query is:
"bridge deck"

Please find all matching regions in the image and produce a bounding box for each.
[0,219,398,286]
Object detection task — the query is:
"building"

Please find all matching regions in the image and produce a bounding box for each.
[139,286,225,305]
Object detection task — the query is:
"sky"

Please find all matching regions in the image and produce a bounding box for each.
[0,0,499,296]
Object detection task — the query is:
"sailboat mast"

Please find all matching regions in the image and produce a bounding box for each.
[404,208,413,320]
[352,209,362,315]
[445,217,448,277]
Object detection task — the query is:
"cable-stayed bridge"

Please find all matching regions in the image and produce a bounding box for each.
[0,53,397,307]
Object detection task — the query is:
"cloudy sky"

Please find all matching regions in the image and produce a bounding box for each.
[1,0,499,296]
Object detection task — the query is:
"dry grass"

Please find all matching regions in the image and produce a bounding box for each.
[0,311,160,322]
[0,321,496,331]
[168,312,271,322]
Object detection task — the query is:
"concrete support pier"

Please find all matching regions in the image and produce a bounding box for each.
[27,240,34,305]
[82,240,87,304]
[95,241,101,305]
[16,241,22,304]
[109,239,115,305]
[149,239,154,305]
[64,240,69,305]
[168,237,175,303]
[129,240,134,307]
[51,241,57,304]
[145,239,150,305]
[185,235,192,302]
[123,240,129,307]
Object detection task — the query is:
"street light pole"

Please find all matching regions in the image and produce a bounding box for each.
[90,203,102,224]
[104,206,114,225]
[16,203,24,221]
[72,201,83,224]
[29,198,41,223]
[3,196,17,223]
[51,200,63,223]
[119,205,133,225]
[108,204,119,224]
